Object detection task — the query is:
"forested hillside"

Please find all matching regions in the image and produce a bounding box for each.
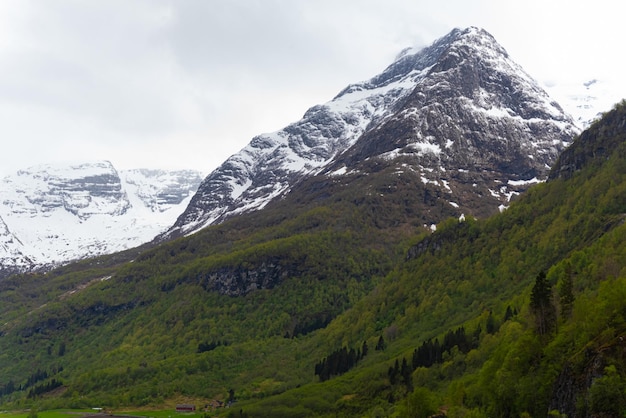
[1,102,626,417]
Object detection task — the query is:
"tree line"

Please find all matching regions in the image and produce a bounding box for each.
[27,379,63,398]
[197,340,229,353]
[411,326,479,370]
[315,340,369,382]
[0,366,63,398]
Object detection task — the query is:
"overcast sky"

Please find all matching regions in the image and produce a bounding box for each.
[0,0,623,177]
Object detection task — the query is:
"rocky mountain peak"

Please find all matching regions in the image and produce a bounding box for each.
[328,27,577,222]
[364,27,505,90]
[336,26,574,166]
[164,27,579,239]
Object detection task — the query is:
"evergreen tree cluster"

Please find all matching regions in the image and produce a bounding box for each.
[287,315,332,338]
[24,369,55,389]
[197,340,228,354]
[0,380,16,397]
[388,358,413,390]
[0,367,64,398]
[314,341,368,382]
[411,326,478,369]
[26,379,63,399]
[387,326,481,393]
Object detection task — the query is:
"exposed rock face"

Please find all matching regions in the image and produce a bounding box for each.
[196,258,296,296]
[549,101,626,181]
[165,27,579,239]
[548,352,616,417]
[329,27,578,221]
[121,168,205,212]
[0,161,203,275]
[0,215,32,276]
[162,63,408,237]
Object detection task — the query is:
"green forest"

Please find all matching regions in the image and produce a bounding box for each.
[1,102,626,417]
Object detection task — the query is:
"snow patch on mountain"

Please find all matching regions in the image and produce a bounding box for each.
[545,78,625,128]
[166,27,580,239]
[0,161,202,273]
[164,48,435,238]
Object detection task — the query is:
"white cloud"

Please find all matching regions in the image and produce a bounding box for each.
[0,0,623,176]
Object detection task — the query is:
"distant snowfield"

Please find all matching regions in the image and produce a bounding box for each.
[545,78,624,128]
[0,161,202,270]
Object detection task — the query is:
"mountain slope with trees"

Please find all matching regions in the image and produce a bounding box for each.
[0,102,624,416]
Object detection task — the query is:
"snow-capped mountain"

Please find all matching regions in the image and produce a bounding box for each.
[0,161,202,274]
[546,78,625,128]
[164,27,579,239]
[324,27,579,220]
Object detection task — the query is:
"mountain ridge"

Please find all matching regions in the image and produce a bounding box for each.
[164,26,578,239]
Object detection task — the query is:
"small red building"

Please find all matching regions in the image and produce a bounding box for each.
[176,404,196,412]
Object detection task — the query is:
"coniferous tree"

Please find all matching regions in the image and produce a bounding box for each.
[388,365,397,385]
[472,324,482,347]
[559,266,575,320]
[361,340,369,359]
[412,346,421,369]
[388,359,400,385]
[504,305,515,321]
[486,311,497,334]
[348,348,356,370]
[433,338,442,363]
[530,271,556,336]
[400,357,412,390]
[375,335,386,351]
